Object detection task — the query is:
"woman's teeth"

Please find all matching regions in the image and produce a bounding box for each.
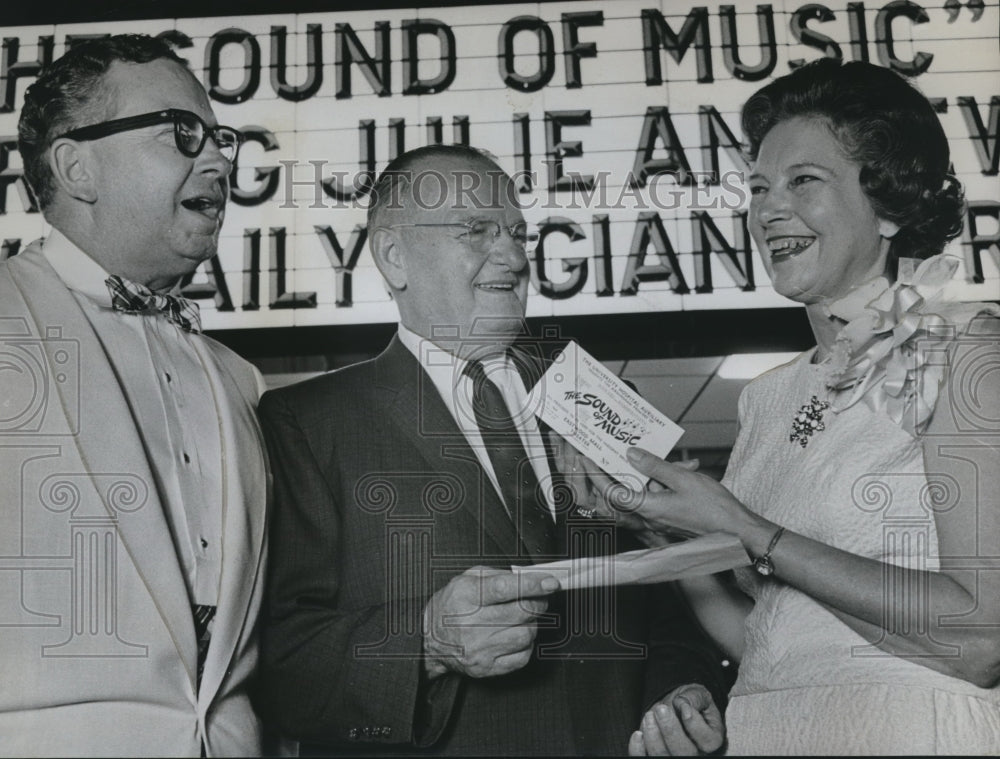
[768,237,814,258]
[476,283,514,291]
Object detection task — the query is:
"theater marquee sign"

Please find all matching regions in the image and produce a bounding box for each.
[1,0,997,329]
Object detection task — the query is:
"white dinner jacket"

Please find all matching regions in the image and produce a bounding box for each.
[0,241,269,757]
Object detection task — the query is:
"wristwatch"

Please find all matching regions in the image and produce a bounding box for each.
[753,526,785,576]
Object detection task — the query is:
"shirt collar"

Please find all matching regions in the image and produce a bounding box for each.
[41,228,115,307]
[40,228,187,306]
[397,323,523,423]
[397,323,510,379]
[397,323,467,402]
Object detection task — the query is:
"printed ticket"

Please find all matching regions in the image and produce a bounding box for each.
[533,340,684,486]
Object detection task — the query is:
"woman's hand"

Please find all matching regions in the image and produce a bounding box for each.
[598,448,760,539]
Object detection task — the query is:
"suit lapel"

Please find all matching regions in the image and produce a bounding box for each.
[374,338,524,559]
[7,245,199,680]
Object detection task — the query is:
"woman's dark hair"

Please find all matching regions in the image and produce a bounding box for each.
[741,58,963,263]
[18,34,186,209]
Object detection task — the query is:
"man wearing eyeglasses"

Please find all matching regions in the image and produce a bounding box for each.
[0,35,269,756]
[256,145,729,755]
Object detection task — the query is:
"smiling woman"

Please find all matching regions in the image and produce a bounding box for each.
[747,114,901,308]
[608,58,1000,756]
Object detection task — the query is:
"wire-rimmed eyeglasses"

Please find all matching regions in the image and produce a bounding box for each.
[57,108,244,163]
[386,219,540,253]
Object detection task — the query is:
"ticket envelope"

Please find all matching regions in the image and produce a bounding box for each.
[532,340,684,486]
[512,532,750,590]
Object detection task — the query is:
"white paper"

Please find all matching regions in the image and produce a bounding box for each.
[533,340,684,486]
[512,532,750,591]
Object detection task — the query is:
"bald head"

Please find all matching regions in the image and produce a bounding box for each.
[367,145,518,233]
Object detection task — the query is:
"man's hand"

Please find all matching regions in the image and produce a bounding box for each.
[628,684,724,755]
[423,567,560,679]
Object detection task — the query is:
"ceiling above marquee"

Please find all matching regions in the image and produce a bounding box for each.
[259,351,801,451]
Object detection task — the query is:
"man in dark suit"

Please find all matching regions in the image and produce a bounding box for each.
[257,145,729,755]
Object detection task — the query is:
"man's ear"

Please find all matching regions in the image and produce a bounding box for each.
[370,227,407,290]
[49,138,98,203]
[878,217,900,239]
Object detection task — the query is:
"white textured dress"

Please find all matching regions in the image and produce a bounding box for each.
[720,257,1000,755]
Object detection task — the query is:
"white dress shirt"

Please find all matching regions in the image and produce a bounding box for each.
[397,323,557,520]
[42,229,223,607]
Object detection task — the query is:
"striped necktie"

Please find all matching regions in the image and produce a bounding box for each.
[464,360,556,559]
[106,274,202,333]
[192,604,216,689]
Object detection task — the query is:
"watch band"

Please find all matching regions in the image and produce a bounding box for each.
[753,526,786,576]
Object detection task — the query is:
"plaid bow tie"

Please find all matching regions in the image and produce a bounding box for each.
[106,274,202,333]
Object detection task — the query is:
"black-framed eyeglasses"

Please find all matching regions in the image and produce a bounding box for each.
[57,109,244,162]
[387,219,540,253]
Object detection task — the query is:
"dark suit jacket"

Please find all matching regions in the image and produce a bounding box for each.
[257,336,729,756]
